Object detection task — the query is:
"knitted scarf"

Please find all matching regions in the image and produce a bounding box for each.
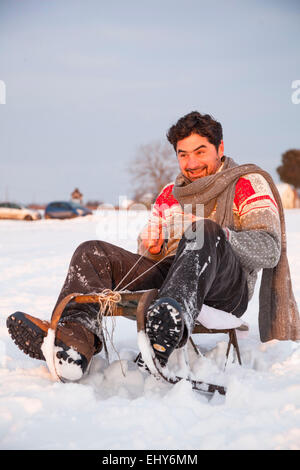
[173,156,300,342]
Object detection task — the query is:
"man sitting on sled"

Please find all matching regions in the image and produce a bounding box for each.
[7,111,300,382]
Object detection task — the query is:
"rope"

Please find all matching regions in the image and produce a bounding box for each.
[96,289,122,313]
[116,245,167,292]
[95,289,126,374]
[113,245,152,292]
[117,258,164,292]
[95,244,166,376]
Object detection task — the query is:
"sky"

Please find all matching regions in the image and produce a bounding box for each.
[0,0,299,205]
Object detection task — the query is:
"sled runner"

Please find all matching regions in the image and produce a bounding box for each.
[45,288,247,395]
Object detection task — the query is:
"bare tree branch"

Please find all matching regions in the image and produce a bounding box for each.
[128,141,177,206]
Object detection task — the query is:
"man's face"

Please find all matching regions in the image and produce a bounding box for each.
[176,133,224,181]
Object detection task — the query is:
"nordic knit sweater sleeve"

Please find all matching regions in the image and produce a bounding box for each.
[223,174,281,271]
[222,174,281,299]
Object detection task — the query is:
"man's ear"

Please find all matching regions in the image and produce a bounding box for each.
[218,140,224,158]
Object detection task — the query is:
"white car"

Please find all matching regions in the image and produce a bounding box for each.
[0,202,42,221]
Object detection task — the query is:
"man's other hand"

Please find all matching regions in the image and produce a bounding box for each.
[140,223,165,254]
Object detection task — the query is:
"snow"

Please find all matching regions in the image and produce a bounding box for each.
[40,328,59,382]
[1,209,300,450]
[137,331,158,376]
[196,303,245,330]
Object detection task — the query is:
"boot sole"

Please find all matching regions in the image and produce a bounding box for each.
[145,298,184,367]
[6,312,49,360]
[7,312,93,383]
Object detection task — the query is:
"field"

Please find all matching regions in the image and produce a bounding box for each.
[1,209,300,450]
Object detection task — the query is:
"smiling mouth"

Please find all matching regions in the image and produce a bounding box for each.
[187,167,207,177]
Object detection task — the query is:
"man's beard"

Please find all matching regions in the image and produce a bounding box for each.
[185,166,208,180]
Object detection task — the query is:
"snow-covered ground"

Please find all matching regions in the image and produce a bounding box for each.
[1,209,300,450]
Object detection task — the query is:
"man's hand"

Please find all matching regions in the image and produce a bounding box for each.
[140,223,165,254]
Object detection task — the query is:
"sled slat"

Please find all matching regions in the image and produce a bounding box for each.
[74,293,140,317]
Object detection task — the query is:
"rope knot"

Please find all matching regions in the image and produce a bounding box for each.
[96,289,122,316]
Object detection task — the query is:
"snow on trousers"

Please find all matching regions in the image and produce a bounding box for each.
[52,219,248,339]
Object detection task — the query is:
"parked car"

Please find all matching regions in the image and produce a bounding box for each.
[45,201,93,219]
[0,202,41,221]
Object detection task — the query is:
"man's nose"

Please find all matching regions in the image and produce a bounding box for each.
[187,154,200,169]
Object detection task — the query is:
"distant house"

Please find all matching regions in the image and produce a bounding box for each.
[118,197,134,210]
[71,188,83,204]
[276,183,300,209]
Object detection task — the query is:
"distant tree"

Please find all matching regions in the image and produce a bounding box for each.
[277,149,300,189]
[128,140,177,207]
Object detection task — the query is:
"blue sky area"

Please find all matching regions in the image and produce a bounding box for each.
[0,0,299,204]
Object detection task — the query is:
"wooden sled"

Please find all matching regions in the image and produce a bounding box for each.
[49,289,247,395]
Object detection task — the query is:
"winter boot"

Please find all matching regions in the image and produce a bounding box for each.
[6,312,102,381]
[145,297,184,367]
[53,320,99,382]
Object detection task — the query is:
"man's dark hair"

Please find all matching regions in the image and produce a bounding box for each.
[167,111,223,152]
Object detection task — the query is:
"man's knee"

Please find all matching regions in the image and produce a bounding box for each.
[192,218,222,234]
[75,239,109,254]
[71,240,106,263]
[72,240,93,259]
[181,218,223,250]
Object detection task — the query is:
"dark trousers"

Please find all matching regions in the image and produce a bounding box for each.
[52,219,248,338]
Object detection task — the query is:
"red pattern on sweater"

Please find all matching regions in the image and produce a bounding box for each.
[234,178,278,216]
[242,194,278,209]
[234,178,256,209]
[153,184,177,218]
[153,176,278,220]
